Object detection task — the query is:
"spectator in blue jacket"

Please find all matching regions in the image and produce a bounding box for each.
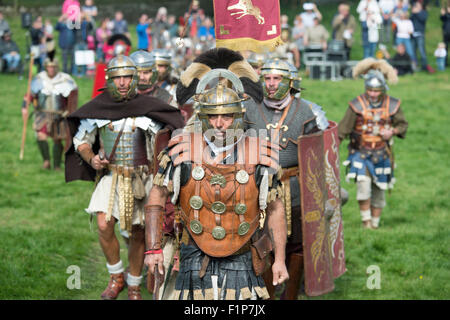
[197,17,215,40]
[136,14,152,51]
[411,2,434,73]
[55,14,76,74]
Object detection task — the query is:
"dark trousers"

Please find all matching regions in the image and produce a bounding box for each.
[61,47,74,74]
[412,34,429,69]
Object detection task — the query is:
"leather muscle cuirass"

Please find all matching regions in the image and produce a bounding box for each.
[177,137,262,258]
[349,94,400,150]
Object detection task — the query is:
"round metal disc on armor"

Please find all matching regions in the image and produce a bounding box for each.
[236,170,249,184]
[373,113,381,122]
[238,222,251,236]
[189,196,203,210]
[212,226,226,240]
[211,201,226,214]
[234,203,247,215]
[192,166,205,180]
[190,219,203,235]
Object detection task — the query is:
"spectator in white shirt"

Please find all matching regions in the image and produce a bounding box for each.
[392,11,416,66]
[300,2,322,29]
[357,0,381,58]
[367,9,382,57]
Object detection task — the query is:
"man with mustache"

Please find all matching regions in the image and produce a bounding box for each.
[130,50,175,106]
[65,54,184,300]
[144,69,289,300]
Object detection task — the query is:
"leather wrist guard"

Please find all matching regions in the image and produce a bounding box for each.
[78,144,95,166]
[145,205,164,250]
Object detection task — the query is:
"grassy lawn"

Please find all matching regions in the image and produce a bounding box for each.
[0,3,449,300]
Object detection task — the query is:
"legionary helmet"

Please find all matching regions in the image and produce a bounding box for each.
[44,57,59,70]
[247,52,266,69]
[260,58,294,100]
[364,70,388,92]
[152,49,172,79]
[129,50,158,90]
[105,55,138,102]
[194,69,249,138]
[352,58,398,95]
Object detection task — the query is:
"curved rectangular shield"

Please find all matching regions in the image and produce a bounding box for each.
[298,131,334,296]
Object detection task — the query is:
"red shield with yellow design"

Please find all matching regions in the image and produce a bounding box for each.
[298,131,334,296]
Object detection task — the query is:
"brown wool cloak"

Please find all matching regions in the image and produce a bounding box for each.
[64,91,185,183]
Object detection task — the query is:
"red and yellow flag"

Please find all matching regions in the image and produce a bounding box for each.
[213,0,283,53]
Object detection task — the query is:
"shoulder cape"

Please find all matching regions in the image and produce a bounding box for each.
[65,91,185,182]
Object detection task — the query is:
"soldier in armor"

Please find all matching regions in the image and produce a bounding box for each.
[151,49,178,101]
[338,58,408,229]
[144,69,289,300]
[64,55,184,300]
[129,50,175,106]
[244,58,330,299]
[24,57,78,170]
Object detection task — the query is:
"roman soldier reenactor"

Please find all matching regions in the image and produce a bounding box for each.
[144,65,289,300]
[338,58,408,229]
[64,55,184,300]
[23,57,78,170]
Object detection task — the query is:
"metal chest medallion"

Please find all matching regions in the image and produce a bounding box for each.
[210,174,227,188]
[212,226,226,240]
[234,203,247,215]
[238,222,250,236]
[189,196,203,210]
[190,219,203,235]
[192,166,205,180]
[236,170,249,184]
[211,201,226,214]
[373,113,381,122]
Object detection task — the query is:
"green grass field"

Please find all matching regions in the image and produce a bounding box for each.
[0,2,449,300]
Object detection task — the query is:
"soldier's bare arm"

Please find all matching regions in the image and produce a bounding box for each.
[267,198,289,286]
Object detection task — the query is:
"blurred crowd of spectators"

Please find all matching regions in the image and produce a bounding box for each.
[0,0,449,78]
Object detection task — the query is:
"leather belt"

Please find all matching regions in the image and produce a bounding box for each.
[281,166,299,181]
[107,164,150,177]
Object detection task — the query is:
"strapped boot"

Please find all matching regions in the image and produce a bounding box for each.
[280,252,304,300]
[37,140,50,169]
[127,285,143,300]
[101,272,125,300]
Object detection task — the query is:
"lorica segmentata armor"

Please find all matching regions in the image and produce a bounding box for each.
[100,121,149,167]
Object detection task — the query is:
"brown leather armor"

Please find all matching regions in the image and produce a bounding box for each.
[170,133,279,258]
[349,94,400,150]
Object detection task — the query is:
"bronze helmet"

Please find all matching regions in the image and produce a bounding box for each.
[260,58,293,100]
[194,69,248,145]
[105,55,138,101]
